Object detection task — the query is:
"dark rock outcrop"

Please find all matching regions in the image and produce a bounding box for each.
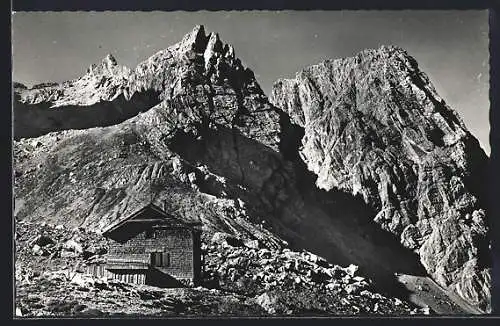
[270,45,490,311]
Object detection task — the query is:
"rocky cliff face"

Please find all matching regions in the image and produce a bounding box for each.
[270,46,490,311]
[14,26,491,314]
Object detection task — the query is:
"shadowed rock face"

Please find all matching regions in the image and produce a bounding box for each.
[14,27,490,313]
[270,45,490,311]
[13,90,161,139]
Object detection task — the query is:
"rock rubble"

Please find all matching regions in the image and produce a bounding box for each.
[16,222,425,317]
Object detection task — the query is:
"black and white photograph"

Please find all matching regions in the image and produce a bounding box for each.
[12,9,493,317]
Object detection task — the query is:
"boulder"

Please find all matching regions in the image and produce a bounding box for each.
[244,239,260,249]
[345,264,359,277]
[255,292,278,314]
[62,240,83,254]
[69,272,95,288]
[34,235,54,247]
[32,244,43,256]
[60,250,79,258]
[211,232,244,247]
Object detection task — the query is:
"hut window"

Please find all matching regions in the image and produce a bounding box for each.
[150,252,170,267]
[151,252,163,267]
[163,253,171,267]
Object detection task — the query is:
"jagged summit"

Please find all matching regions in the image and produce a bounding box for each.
[283,45,420,85]
[275,43,470,146]
[14,25,274,144]
[86,53,120,75]
[326,45,410,65]
[356,44,410,57]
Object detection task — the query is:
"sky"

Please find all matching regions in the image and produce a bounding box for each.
[11,11,490,155]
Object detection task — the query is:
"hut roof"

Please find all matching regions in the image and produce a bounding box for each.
[102,203,201,242]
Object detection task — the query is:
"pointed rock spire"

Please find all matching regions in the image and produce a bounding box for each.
[86,53,119,75]
[204,32,223,71]
[225,44,235,60]
[179,24,208,53]
[102,53,118,67]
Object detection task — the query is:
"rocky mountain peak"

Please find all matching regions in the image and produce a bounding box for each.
[85,53,123,76]
[125,25,279,148]
[98,53,119,73]
[271,45,490,311]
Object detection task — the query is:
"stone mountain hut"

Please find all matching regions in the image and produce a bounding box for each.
[86,203,202,287]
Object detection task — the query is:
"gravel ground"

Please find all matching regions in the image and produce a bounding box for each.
[14,221,431,318]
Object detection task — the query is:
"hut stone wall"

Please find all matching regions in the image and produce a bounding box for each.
[107,227,197,281]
